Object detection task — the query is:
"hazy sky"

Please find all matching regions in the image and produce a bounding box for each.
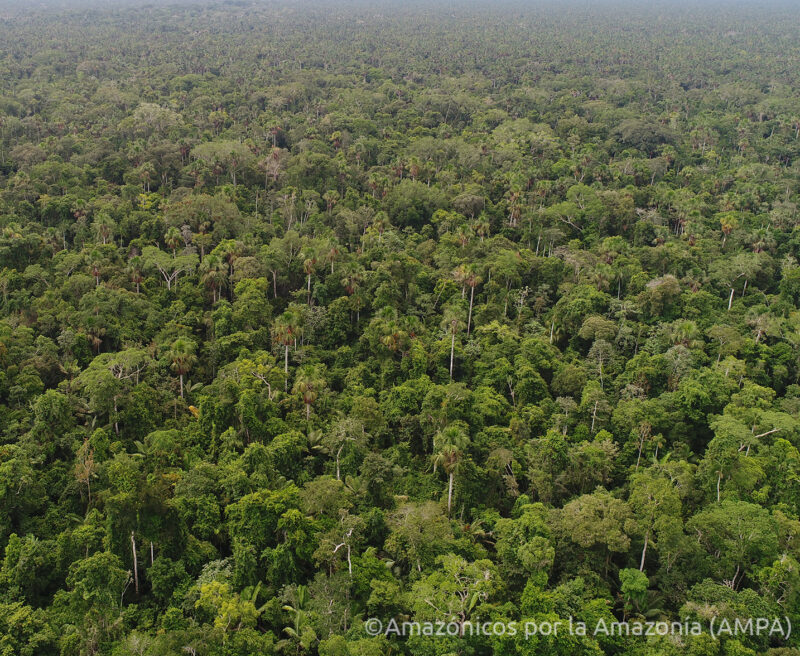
[2,0,799,23]
[3,0,800,7]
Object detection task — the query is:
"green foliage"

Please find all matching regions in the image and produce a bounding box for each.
[2,2,800,654]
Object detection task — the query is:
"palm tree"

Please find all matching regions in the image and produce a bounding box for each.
[453,224,472,249]
[280,585,316,656]
[452,265,469,299]
[587,263,614,291]
[719,213,737,247]
[441,308,465,380]
[92,212,115,245]
[83,315,106,353]
[432,422,470,515]
[371,212,389,236]
[302,255,316,305]
[750,227,775,254]
[471,215,490,242]
[194,228,212,261]
[128,256,144,294]
[293,364,325,422]
[367,172,386,198]
[164,226,182,257]
[0,268,14,306]
[341,262,363,295]
[379,319,409,358]
[406,155,422,181]
[214,239,241,277]
[669,320,701,348]
[272,310,302,389]
[199,254,227,303]
[324,240,340,274]
[2,223,22,241]
[323,190,339,214]
[88,249,103,286]
[465,268,480,336]
[168,337,197,399]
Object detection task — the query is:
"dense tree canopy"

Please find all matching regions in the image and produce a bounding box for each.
[2,1,800,655]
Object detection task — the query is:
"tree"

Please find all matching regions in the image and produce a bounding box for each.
[92,212,115,246]
[314,510,365,576]
[587,338,615,388]
[322,417,368,480]
[384,179,446,229]
[559,488,633,563]
[5,6,800,652]
[141,245,198,291]
[302,254,316,305]
[698,415,763,503]
[62,552,131,653]
[164,226,182,256]
[279,585,317,655]
[199,253,227,303]
[168,337,197,398]
[494,502,554,584]
[410,554,499,634]
[236,350,282,401]
[385,502,454,573]
[628,469,682,573]
[441,307,465,380]
[191,140,254,188]
[194,580,265,633]
[711,252,760,311]
[272,308,303,389]
[432,421,470,515]
[127,255,144,294]
[164,192,241,256]
[687,501,778,589]
[465,268,481,335]
[75,438,97,513]
[619,568,649,618]
[292,364,326,422]
[76,355,126,432]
